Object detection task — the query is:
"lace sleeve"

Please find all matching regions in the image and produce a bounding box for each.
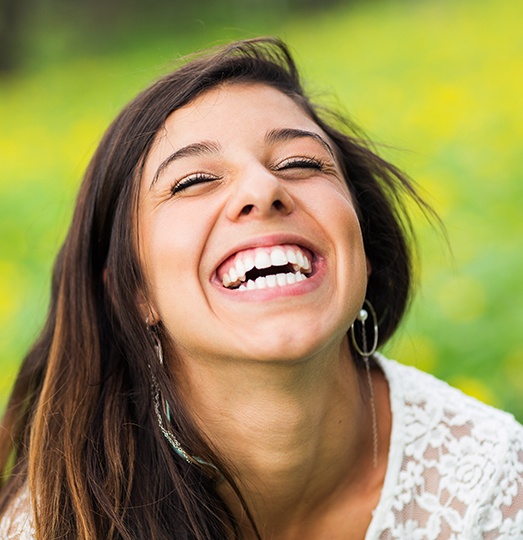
[473,424,523,538]
[0,487,35,540]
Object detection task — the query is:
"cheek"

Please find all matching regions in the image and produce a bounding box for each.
[140,205,208,302]
[317,189,367,286]
[300,183,362,241]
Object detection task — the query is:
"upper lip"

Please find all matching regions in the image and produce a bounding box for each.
[211,232,323,280]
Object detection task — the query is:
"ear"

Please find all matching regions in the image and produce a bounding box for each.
[136,290,161,326]
[106,266,160,324]
[366,258,372,278]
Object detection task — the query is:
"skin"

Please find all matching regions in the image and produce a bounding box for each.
[138,83,392,539]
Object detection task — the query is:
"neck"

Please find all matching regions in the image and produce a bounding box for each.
[177,338,389,538]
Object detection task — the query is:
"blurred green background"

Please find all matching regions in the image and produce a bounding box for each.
[1,0,522,418]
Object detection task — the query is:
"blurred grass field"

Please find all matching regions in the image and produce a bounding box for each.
[1,0,522,418]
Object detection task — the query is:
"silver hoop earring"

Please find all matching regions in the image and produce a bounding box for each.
[350,300,379,468]
[146,325,222,477]
[350,299,378,357]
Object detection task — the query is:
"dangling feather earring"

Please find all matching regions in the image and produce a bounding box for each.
[146,321,222,475]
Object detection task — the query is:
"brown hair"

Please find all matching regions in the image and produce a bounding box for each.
[0,37,428,539]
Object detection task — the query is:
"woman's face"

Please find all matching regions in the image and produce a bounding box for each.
[138,83,368,365]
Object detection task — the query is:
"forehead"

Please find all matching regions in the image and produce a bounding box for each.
[153,83,323,150]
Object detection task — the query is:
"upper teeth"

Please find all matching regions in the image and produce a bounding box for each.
[222,246,312,289]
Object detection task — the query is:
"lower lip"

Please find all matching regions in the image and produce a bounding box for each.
[211,259,326,301]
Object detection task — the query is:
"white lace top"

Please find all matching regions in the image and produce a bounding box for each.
[368,356,523,539]
[1,356,523,539]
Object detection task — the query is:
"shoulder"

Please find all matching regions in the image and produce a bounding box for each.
[374,355,523,538]
[0,486,35,540]
[379,355,523,448]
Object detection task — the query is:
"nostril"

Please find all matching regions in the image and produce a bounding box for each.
[272,200,285,211]
[240,204,254,216]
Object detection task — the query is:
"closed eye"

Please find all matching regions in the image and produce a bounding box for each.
[171,173,218,195]
[276,156,326,171]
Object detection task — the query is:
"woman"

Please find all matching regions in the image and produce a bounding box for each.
[0,37,522,539]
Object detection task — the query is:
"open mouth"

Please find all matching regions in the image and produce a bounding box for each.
[217,244,314,291]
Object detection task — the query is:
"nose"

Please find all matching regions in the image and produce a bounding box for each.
[225,165,295,221]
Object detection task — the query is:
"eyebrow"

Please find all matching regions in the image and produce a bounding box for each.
[265,128,335,158]
[151,140,221,186]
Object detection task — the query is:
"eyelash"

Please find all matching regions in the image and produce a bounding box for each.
[170,156,326,195]
[171,173,217,195]
[276,156,326,171]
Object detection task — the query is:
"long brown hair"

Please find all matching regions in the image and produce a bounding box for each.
[0,37,428,539]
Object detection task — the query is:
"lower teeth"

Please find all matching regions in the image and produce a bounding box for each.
[237,272,306,291]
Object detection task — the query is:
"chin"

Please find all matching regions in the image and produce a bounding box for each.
[232,322,348,364]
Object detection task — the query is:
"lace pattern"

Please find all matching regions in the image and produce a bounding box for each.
[369,356,523,539]
[0,487,35,539]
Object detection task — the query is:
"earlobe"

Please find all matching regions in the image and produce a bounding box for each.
[137,292,161,326]
[145,310,160,327]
